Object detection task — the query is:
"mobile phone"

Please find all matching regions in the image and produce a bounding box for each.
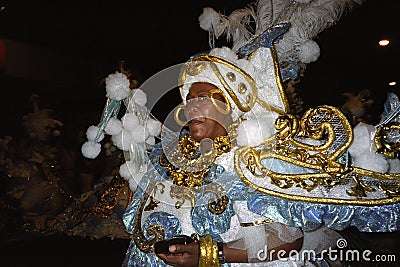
[154,235,195,254]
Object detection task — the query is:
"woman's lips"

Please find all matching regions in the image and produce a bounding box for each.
[189,118,204,127]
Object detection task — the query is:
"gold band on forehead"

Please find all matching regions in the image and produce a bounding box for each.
[179,55,259,112]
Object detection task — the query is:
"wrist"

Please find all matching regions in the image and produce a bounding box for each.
[217,242,225,265]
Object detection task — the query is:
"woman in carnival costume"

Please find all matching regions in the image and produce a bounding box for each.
[82,0,400,266]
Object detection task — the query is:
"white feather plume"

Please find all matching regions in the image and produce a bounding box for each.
[226,7,256,51]
[254,0,292,34]
[198,5,255,51]
[274,0,365,63]
[200,0,365,64]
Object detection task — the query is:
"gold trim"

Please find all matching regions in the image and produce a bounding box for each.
[235,148,400,205]
[159,126,237,212]
[271,46,290,113]
[240,218,275,227]
[374,122,400,158]
[235,150,400,205]
[233,104,400,206]
[132,181,165,253]
[204,182,230,215]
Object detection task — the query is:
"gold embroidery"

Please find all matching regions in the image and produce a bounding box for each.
[132,181,165,253]
[159,124,237,212]
[240,218,275,227]
[144,183,165,211]
[205,182,230,215]
[374,122,400,158]
[234,105,400,205]
[346,174,376,198]
[378,182,400,197]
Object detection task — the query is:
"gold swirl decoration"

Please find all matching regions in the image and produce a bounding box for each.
[132,181,165,253]
[234,105,400,205]
[204,182,230,215]
[374,121,400,159]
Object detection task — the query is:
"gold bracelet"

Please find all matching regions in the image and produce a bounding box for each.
[199,236,207,267]
[198,235,220,267]
[205,235,213,266]
[211,239,219,266]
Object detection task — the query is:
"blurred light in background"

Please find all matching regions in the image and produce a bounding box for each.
[379,39,390,46]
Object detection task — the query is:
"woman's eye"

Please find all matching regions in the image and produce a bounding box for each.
[199,96,209,102]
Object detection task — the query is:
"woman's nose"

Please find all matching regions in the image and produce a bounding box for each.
[184,101,200,119]
[184,104,198,118]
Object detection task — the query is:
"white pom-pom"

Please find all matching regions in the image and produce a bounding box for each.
[105,72,131,100]
[298,40,320,63]
[146,118,162,137]
[131,124,148,144]
[199,7,220,32]
[349,122,391,173]
[236,116,275,146]
[119,161,147,191]
[348,123,375,157]
[132,89,147,106]
[81,141,101,159]
[111,129,133,151]
[122,113,139,131]
[146,136,156,146]
[86,125,104,142]
[104,117,123,136]
[388,159,400,173]
[119,161,133,180]
[353,153,389,173]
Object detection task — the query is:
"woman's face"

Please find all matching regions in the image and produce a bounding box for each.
[184,82,232,141]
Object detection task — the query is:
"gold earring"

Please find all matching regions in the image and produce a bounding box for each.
[209,89,231,115]
[174,105,187,126]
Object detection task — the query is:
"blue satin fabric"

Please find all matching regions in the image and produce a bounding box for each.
[256,156,400,232]
[248,193,400,232]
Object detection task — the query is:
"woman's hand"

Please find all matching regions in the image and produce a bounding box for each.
[156,242,199,267]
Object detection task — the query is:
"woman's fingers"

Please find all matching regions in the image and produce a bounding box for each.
[156,243,199,267]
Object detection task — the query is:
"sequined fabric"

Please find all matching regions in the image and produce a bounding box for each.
[249,193,400,232]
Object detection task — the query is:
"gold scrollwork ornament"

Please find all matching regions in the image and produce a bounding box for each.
[132,181,165,253]
[374,122,400,159]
